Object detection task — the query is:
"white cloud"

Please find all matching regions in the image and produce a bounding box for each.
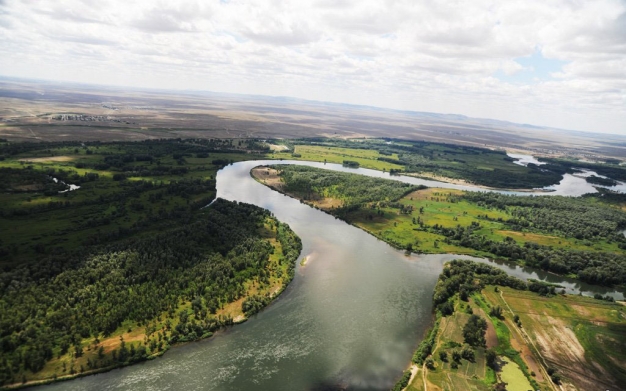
[0,0,624,134]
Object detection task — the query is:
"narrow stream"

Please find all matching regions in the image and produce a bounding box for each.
[37,160,624,391]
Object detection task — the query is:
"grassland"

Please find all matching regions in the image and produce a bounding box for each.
[348,187,624,255]
[281,138,574,189]
[287,144,404,171]
[5,79,626,161]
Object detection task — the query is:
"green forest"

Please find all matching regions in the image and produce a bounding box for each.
[0,140,301,387]
[275,164,422,206]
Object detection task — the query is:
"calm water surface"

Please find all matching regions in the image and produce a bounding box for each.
[37,160,624,391]
[507,153,546,167]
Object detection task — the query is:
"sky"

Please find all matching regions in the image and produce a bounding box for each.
[0,0,625,135]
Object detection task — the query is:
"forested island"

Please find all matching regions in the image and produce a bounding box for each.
[0,139,301,388]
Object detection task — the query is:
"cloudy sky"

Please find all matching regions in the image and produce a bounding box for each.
[1,0,625,134]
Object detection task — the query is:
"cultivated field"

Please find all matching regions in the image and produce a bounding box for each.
[483,287,626,391]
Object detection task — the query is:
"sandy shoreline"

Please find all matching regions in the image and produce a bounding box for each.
[402,172,552,193]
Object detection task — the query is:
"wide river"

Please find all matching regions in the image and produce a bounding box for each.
[38,160,625,391]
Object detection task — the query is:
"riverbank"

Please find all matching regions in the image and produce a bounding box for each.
[401,172,549,193]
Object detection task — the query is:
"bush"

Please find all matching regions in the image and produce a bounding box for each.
[463,315,487,347]
[489,305,503,319]
[461,346,475,362]
[438,301,454,316]
[391,370,412,391]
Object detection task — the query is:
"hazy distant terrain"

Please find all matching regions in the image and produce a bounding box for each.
[1,78,624,159]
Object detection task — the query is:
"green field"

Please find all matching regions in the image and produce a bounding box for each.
[499,357,533,391]
[289,144,404,171]
[483,287,626,390]
[418,299,539,391]
[349,187,624,255]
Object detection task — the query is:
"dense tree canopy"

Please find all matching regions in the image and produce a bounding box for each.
[0,139,300,386]
[272,164,422,207]
[0,199,301,385]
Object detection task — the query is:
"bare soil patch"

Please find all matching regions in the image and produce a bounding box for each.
[251,167,285,191]
[99,328,146,354]
[406,187,463,201]
[18,155,75,162]
[530,314,610,390]
[475,307,499,349]
[507,327,544,382]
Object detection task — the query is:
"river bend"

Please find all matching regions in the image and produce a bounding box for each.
[37,160,624,391]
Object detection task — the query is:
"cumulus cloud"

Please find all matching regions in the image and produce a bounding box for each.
[0,0,624,133]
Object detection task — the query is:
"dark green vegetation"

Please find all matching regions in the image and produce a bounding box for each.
[545,157,626,183]
[390,369,412,391]
[0,138,269,266]
[405,260,626,391]
[0,140,301,387]
[274,164,421,210]
[586,175,618,187]
[462,315,488,347]
[284,138,571,189]
[458,192,626,285]
[266,165,626,286]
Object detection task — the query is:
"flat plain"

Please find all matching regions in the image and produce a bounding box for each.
[2,78,626,160]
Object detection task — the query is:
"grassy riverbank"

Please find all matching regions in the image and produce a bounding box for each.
[0,140,302,388]
[253,164,626,287]
[399,260,626,391]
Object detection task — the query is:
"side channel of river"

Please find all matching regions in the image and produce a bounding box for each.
[37,160,624,391]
